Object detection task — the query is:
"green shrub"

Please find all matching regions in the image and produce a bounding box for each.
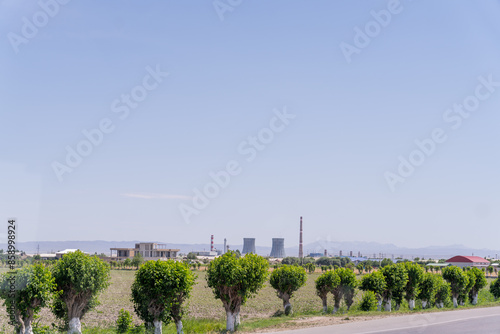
[359,291,378,311]
[490,278,500,299]
[116,309,133,333]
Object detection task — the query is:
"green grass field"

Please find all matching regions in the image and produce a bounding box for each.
[0,268,499,333]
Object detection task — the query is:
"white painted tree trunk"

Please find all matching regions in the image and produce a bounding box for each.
[68,318,82,334]
[175,320,183,334]
[284,303,292,315]
[472,293,478,305]
[226,312,235,332]
[321,297,328,313]
[377,299,382,311]
[408,299,415,310]
[384,298,392,312]
[234,311,240,327]
[421,300,427,309]
[24,320,33,334]
[332,306,339,314]
[437,302,444,309]
[452,296,458,308]
[153,320,162,334]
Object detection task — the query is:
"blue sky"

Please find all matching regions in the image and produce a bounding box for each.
[1,0,500,250]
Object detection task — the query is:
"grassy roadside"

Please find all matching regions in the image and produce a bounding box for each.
[1,268,499,333]
[77,295,500,334]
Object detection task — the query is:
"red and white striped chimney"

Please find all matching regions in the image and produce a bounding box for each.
[211,235,214,252]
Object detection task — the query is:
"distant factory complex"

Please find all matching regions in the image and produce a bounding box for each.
[19,216,497,269]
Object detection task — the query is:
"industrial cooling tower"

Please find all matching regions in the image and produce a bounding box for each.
[270,238,286,258]
[242,238,256,254]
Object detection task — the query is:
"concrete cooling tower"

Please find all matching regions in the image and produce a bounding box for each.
[270,238,286,258]
[242,238,256,254]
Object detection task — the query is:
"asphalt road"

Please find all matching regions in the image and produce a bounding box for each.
[268,306,500,334]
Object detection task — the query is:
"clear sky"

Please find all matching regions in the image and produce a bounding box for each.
[1,0,500,250]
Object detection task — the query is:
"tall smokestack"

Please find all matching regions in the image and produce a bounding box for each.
[299,216,303,259]
[224,238,227,254]
[211,235,214,252]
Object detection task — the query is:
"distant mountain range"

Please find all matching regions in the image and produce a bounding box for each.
[2,240,499,260]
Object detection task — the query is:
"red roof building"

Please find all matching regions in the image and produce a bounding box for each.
[445,256,490,268]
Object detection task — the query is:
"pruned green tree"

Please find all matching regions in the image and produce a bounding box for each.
[131,260,196,334]
[467,267,487,305]
[458,269,476,305]
[331,268,357,313]
[0,264,56,334]
[434,276,451,308]
[442,266,469,308]
[487,265,494,276]
[131,252,144,270]
[360,271,386,311]
[123,258,132,268]
[206,251,268,331]
[380,258,392,268]
[418,272,438,309]
[355,263,364,275]
[489,278,500,299]
[403,262,424,310]
[380,264,408,311]
[305,263,316,273]
[359,291,378,311]
[270,265,307,315]
[315,271,340,312]
[51,250,111,334]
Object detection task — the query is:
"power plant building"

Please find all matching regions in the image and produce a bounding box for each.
[242,238,256,254]
[270,238,286,258]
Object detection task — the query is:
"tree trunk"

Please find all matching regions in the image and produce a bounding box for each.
[332,298,340,314]
[175,320,183,334]
[452,296,458,308]
[153,320,162,334]
[14,310,25,334]
[408,299,415,310]
[421,300,427,309]
[68,317,82,334]
[395,303,400,311]
[472,293,478,305]
[24,319,33,334]
[234,311,240,328]
[437,302,444,309]
[226,311,235,332]
[282,294,292,315]
[321,296,328,312]
[377,298,382,311]
[384,298,392,312]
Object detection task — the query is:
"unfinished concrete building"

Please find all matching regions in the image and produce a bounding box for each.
[110,242,179,261]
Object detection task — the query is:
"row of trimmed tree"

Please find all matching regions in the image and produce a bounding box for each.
[318,262,488,313]
[1,251,497,334]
